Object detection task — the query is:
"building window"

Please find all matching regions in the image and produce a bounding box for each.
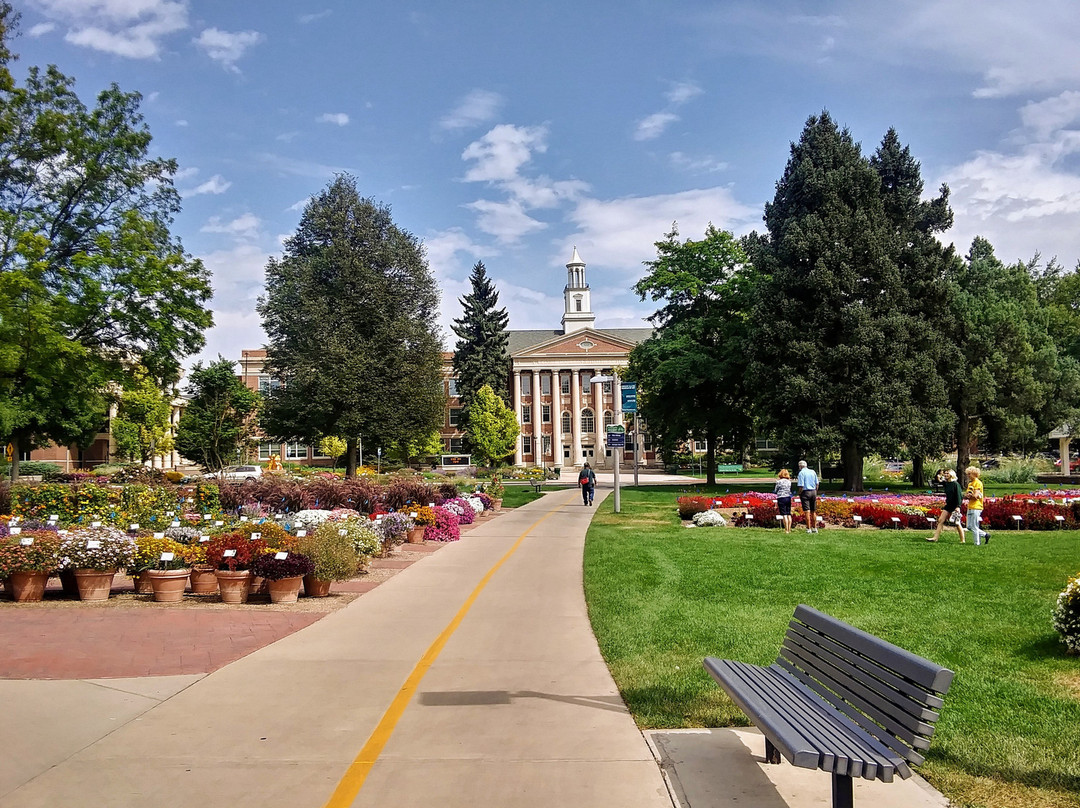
[582,371,592,389]
[694,440,707,453]
[312,444,330,459]
[258,376,281,395]
[258,442,276,461]
[581,408,595,433]
[542,404,551,423]
[542,435,551,457]
[449,407,463,427]
[540,374,551,396]
[522,405,531,424]
[522,435,532,455]
[643,432,653,451]
[561,412,572,434]
[285,442,308,460]
[575,295,582,312]
[521,374,531,395]
[602,370,612,394]
[603,410,614,429]
[450,437,464,453]
[560,374,570,395]
[448,378,460,397]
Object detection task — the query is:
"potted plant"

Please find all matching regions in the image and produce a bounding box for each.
[297,524,360,596]
[61,528,136,601]
[142,539,192,603]
[250,551,315,603]
[407,506,436,543]
[205,533,266,604]
[376,512,411,554]
[0,531,62,602]
[133,534,175,594]
[186,539,218,594]
[486,475,504,511]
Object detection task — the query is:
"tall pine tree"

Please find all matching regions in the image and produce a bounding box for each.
[451,261,511,449]
[748,112,915,491]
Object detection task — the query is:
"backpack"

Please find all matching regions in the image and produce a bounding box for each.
[579,474,590,486]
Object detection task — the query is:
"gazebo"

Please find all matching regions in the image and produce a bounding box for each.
[1048,423,1073,475]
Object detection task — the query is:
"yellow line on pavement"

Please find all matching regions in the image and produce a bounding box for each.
[323,491,576,807]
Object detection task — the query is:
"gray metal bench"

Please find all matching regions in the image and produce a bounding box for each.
[704,605,954,808]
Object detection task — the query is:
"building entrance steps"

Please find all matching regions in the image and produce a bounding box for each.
[0,487,671,808]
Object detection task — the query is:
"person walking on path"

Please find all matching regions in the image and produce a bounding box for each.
[926,469,966,543]
[796,460,819,533]
[579,462,596,505]
[774,468,794,534]
[964,466,991,545]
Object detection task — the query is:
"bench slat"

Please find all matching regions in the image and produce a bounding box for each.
[781,634,941,729]
[793,605,954,694]
[786,622,945,710]
[705,657,907,781]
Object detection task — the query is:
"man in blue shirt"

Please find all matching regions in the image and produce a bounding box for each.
[796,460,819,533]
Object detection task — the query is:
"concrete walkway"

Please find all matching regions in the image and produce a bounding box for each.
[0,487,671,808]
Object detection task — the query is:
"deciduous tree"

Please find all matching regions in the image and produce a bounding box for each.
[174,358,259,471]
[112,370,175,464]
[466,385,519,467]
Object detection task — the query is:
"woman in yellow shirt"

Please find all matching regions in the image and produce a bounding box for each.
[964,467,991,546]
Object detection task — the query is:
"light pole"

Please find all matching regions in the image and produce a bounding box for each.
[590,373,620,514]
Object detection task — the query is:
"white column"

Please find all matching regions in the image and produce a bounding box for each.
[513,370,523,466]
[553,370,562,468]
[529,371,538,467]
[571,368,583,466]
[592,369,603,468]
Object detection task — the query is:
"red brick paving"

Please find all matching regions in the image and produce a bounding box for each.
[0,540,452,680]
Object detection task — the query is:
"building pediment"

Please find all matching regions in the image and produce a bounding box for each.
[513,328,637,359]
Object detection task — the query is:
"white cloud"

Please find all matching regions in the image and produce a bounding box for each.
[670,152,729,173]
[185,174,231,196]
[634,112,679,141]
[32,0,188,59]
[286,197,312,213]
[193,27,263,72]
[317,112,350,126]
[566,187,761,274]
[439,89,503,131]
[28,22,56,36]
[175,119,188,126]
[462,124,548,183]
[201,212,262,240]
[1019,91,1080,139]
[257,152,347,179]
[298,10,331,24]
[665,81,703,105]
[465,198,547,243]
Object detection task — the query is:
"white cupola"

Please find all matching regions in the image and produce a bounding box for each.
[561,246,596,334]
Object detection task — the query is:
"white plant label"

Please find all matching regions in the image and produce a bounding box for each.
[20,536,32,545]
[203,514,212,520]
[9,527,20,535]
[274,552,288,560]
[339,529,347,536]
[1056,515,1066,522]
[853,515,862,522]
[214,520,223,526]
[153,532,165,539]
[170,521,180,528]
[223,549,237,558]
[91,521,101,528]
[130,523,140,531]
[250,532,261,540]
[49,514,58,520]
[409,512,417,518]
[160,552,175,562]
[86,540,101,549]
[240,516,248,522]
[200,535,210,543]
[1012,515,1023,521]
[890,517,900,523]
[296,530,307,537]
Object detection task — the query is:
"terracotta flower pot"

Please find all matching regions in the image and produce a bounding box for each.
[303,575,332,597]
[407,526,426,544]
[8,570,49,602]
[493,498,503,512]
[74,568,118,602]
[266,576,303,604]
[215,569,252,604]
[145,568,190,603]
[189,566,218,595]
[132,573,154,595]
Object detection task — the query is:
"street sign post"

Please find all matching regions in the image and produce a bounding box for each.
[620,382,637,413]
[605,424,625,448]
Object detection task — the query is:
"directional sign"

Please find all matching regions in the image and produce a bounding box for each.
[620,382,637,413]
[606,424,625,448]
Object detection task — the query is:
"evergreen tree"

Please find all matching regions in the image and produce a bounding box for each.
[629,224,754,485]
[869,129,957,486]
[257,175,445,478]
[747,111,913,491]
[451,261,511,431]
[175,358,260,471]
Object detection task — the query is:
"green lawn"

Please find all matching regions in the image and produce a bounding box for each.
[583,487,1080,808]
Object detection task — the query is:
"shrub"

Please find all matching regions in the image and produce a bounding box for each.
[0,480,10,515]
[251,550,315,580]
[314,519,380,561]
[165,526,202,544]
[339,477,381,514]
[383,477,437,510]
[192,483,221,513]
[205,532,267,571]
[1052,572,1080,654]
[296,528,359,581]
[692,510,727,527]
[982,457,1051,484]
[294,509,333,530]
[232,520,292,549]
[164,471,184,483]
[0,531,63,576]
[12,461,63,480]
[61,527,136,571]
[443,497,475,525]
[436,482,458,502]
[677,497,712,519]
[485,474,505,499]
[112,465,168,485]
[376,511,411,544]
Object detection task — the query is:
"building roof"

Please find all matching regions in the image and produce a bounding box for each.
[507,327,653,356]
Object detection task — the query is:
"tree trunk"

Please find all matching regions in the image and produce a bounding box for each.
[345,438,357,479]
[10,435,20,483]
[705,429,717,486]
[842,439,864,492]
[911,455,925,489]
[956,415,971,478]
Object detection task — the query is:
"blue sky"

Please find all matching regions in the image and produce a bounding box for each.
[11,1,1080,367]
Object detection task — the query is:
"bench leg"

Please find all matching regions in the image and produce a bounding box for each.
[764,738,781,765]
[831,773,853,808]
